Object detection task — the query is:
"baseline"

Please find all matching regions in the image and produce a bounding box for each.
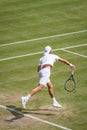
[0,30,87,47]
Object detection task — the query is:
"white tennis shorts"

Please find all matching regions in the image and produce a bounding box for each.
[39,68,51,86]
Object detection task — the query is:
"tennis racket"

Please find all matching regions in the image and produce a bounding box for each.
[64,71,76,92]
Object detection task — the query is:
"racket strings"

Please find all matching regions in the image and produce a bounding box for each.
[65,80,74,91]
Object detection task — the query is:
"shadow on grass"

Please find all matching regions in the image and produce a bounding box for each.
[5,105,57,122]
[5,105,24,122]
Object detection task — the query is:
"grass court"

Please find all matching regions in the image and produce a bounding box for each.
[0,0,87,130]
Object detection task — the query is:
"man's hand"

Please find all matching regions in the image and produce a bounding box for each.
[69,64,76,71]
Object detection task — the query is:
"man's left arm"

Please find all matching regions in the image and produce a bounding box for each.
[37,65,41,72]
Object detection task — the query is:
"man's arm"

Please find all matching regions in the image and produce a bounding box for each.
[59,58,76,71]
[37,65,41,72]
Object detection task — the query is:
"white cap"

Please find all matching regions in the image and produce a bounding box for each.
[44,46,52,55]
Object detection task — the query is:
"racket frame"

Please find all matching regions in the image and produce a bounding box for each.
[64,71,76,92]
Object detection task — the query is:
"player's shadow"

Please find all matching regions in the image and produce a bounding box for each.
[5,105,57,122]
[5,105,24,122]
[24,108,58,116]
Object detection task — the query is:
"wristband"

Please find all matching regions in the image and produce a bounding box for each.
[69,63,73,67]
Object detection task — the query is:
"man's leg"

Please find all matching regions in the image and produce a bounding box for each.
[30,84,43,96]
[47,82,54,98]
[47,82,62,108]
[21,84,43,108]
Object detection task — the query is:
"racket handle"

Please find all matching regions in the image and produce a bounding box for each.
[72,70,74,75]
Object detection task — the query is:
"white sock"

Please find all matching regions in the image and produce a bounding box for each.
[25,94,31,101]
[27,94,31,100]
[52,97,56,102]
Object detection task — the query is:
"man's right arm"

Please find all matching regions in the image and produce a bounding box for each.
[58,58,76,71]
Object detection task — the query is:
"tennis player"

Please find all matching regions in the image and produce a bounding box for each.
[21,46,76,108]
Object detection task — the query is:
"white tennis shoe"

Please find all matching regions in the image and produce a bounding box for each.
[21,97,28,109]
[53,100,62,108]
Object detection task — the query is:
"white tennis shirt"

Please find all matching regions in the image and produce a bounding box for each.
[39,54,60,68]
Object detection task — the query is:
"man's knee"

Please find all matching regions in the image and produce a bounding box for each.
[47,82,53,89]
[38,84,44,91]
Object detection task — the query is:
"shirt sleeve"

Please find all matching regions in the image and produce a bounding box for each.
[54,54,60,61]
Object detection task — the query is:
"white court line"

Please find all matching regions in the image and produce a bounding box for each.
[0,44,87,61]
[62,49,87,58]
[0,105,71,130]
[0,30,87,47]
[0,51,42,61]
[53,43,87,51]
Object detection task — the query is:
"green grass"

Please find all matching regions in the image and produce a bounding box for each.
[0,0,87,130]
